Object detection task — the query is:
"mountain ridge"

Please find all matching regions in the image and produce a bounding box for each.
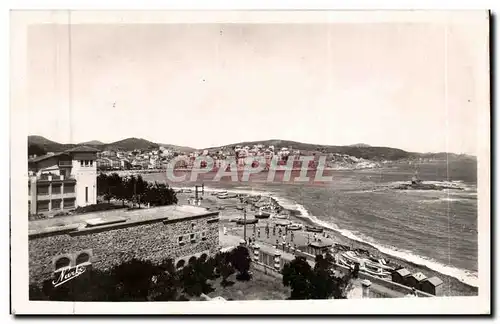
[27,136,195,155]
[202,139,475,161]
[27,135,476,161]
[78,140,105,146]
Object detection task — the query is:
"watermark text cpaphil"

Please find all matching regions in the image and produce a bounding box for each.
[165,156,334,183]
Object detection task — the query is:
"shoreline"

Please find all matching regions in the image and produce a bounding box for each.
[174,185,478,297]
[101,165,384,176]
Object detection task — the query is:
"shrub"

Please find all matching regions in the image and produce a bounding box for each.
[230,246,251,281]
[97,173,178,207]
[282,255,354,300]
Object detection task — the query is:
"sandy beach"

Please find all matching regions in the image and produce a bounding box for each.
[175,189,478,297]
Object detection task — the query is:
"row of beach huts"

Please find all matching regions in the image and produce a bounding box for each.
[391,268,444,296]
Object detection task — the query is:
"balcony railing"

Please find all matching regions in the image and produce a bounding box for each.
[37,174,76,182]
[50,191,76,199]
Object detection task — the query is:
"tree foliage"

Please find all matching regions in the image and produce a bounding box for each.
[96,173,177,207]
[214,252,235,287]
[282,254,354,300]
[28,144,47,157]
[179,257,215,297]
[281,256,314,299]
[111,259,158,301]
[230,246,252,281]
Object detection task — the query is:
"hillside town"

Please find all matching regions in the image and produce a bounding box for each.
[92,144,382,171]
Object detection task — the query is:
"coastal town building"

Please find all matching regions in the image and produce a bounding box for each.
[96,158,111,169]
[406,272,428,290]
[420,277,444,296]
[28,205,220,285]
[28,146,100,216]
[391,268,411,285]
[96,157,121,170]
[303,241,332,256]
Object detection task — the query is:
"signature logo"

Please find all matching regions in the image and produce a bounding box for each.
[52,264,88,288]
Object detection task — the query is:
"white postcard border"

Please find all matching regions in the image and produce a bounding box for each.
[9,9,491,315]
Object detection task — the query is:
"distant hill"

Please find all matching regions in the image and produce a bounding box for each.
[103,138,159,151]
[78,140,105,146]
[28,135,59,147]
[27,135,76,154]
[203,139,476,162]
[28,136,198,155]
[204,139,411,161]
[158,143,196,152]
[27,136,476,162]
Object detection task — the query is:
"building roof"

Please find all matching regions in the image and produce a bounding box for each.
[29,152,66,163]
[29,205,218,236]
[411,272,428,282]
[424,276,443,287]
[64,145,101,153]
[308,241,332,248]
[29,146,100,164]
[395,268,411,277]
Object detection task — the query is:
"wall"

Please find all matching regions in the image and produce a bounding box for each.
[28,177,77,215]
[251,262,282,280]
[29,177,37,214]
[72,153,97,207]
[28,215,219,284]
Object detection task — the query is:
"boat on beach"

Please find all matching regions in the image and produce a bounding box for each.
[236,218,259,225]
[275,220,292,227]
[217,193,237,199]
[305,225,324,233]
[274,213,289,219]
[287,223,303,231]
[339,251,395,278]
[333,243,351,252]
[255,210,271,219]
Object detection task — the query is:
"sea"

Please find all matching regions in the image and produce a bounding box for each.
[142,159,478,288]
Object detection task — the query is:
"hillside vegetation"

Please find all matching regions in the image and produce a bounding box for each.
[28,136,194,155]
[203,139,474,162]
[28,136,475,163]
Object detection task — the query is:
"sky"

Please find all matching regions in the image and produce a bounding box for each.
[26,21,487,154]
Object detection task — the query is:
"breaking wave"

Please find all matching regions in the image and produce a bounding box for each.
[418,197,476,204]
[440,197,468,202]
[180,185,478,288]
[264,191,478,288]
[284,201,479,287]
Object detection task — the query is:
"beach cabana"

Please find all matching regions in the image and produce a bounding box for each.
[305,241,332,257]
[420,276,444,296]
[406,272,428,290]
[391,268,411,285]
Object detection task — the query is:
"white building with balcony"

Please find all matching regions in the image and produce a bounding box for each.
[28,146,100,215]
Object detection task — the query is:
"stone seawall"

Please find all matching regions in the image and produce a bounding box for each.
[29,215,219,284]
